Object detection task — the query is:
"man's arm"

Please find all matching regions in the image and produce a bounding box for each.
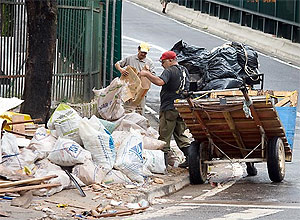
[115,60,129,76]
[140,70,165,86]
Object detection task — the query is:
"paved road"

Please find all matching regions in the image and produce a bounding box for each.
[120,1,300,219]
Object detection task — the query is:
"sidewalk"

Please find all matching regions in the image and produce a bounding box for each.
[129,0,300,66]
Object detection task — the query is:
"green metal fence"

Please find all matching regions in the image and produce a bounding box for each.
[0,0,121,103]
[170,0,300,43]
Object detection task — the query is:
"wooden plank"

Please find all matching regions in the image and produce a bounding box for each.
[0,175,57,188]
[0,183,61,194]
[12,115,25,138]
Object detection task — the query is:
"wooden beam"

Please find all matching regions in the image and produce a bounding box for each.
[0,183,61,194]
[0,175,57,188]
[223,112,248,157]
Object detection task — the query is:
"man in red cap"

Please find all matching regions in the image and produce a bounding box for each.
[140,51,191,167]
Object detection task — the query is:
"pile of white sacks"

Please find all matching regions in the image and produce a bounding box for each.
[0,103,184,197]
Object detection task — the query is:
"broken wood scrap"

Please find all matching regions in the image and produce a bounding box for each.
[44,200,86,210]
[0,175,57,188]
[0,183,61,194]
[6,118,42,126]
[96,206,149,218]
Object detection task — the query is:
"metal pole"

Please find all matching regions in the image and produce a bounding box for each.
[103,0,109,87]
[109,0,116,82]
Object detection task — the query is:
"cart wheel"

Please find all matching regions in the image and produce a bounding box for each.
[188,141,208,184]
[267,137,285,182]
[246,162,257,176]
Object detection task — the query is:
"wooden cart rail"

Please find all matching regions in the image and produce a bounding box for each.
[175,95,292,161]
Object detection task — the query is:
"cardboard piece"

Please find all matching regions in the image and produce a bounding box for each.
[120,66,151,106]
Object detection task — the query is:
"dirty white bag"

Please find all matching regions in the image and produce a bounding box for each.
[34,170,70,196]
[114,119,146,134]
[1,132,19,156]
[143,149,166,174]
[72,159,107,185]
[1,148,37,171]
[47,103,82,145]
[114,130,145,184]
[103,169,132,185]
[143,136,166,150]
[47,137,92,166]
[168,140,185,167]
[96,77,126,120]
[111,131,130,151]
[78,117,115,171]
[27,127,57,160]
[119,112,150,130]
[33,159,70,196]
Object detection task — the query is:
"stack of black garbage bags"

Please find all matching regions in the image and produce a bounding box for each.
[171,40,261,91]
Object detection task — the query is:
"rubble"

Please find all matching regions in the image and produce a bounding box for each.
[0,98,189,219]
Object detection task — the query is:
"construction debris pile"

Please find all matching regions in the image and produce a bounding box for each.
[0,94,187,219]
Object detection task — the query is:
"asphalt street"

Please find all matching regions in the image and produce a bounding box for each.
[119,1,300,219]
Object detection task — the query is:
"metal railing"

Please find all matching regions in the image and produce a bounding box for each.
[171,0,300,43]
[0,0,122,103]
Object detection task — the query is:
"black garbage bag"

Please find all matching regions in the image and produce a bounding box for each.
[231,42,258,70]
[202,78,243,91]
[204,46,242,82]
[171,40,210,77]
[231,42,261,85]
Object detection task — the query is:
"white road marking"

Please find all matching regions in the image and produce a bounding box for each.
[193,180,236,201]
[123,35,166,52]
[209,208,282,220]
[182,202,300,210]
[123,205,198,220]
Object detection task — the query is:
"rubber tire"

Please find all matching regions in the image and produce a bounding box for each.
[188,141,208,184]
[246,162,257,176]
[267,137,285,182]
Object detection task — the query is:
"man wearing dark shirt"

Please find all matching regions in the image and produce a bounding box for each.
[140,51,190,167]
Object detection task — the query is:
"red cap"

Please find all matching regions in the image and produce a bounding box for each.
[160,51,176,61]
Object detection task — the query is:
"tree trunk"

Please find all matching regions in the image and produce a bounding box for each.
[21,0,57,123]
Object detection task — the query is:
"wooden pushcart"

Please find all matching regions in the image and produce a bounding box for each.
[175,88,298,184]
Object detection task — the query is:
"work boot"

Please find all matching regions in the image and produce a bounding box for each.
[179,146,189,168]
[164,152,168,167]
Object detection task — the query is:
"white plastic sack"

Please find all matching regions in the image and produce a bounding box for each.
[96,78,126,120]
[1,132,19,156]
[72,159,107,185]
[103,169,132,185]
[119,112,150,130]
[33,159,70,196]
[114,119,146,134]
[1,148,37,171]
[47,103,82,145]
[27,127,57,160]
[48,137,92,166]
[34,170,70,196]
[78,117,115,171]
[114,131,145,184]
[143,149,166,174]
[111,131,130,151]
[168,140,185,167]
[143,136,166,150]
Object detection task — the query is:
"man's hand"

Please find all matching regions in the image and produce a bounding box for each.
[120,68,129,76]
[139,69,149,77]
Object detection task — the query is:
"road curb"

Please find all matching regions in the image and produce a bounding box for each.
[128,0,300,66]
[136,175,190,203]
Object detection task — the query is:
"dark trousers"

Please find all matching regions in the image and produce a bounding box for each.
[159,109,190,153]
